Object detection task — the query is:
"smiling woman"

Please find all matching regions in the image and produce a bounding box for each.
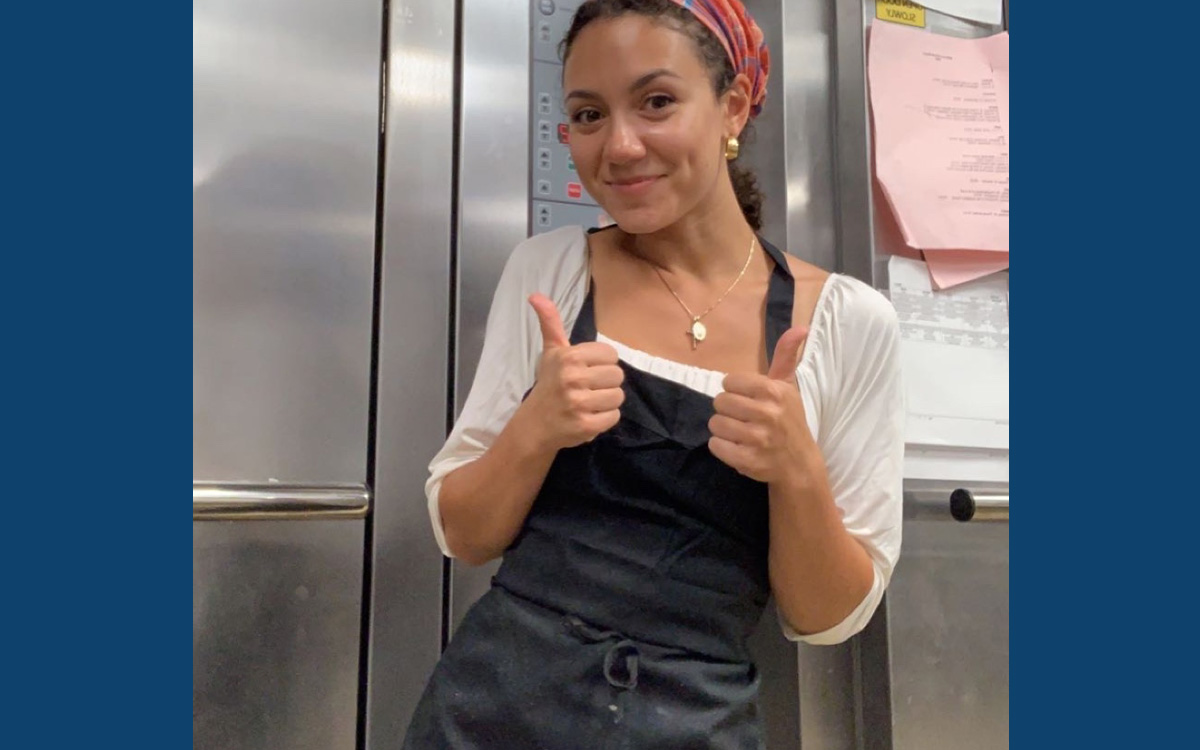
[560,0,766,234]
[402,1,905,747]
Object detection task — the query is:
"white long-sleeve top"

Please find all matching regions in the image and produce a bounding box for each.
[426,226,905,646]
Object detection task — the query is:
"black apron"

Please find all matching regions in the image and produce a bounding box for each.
[403,234,795,749]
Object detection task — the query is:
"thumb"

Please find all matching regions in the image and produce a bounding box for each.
[767,327,809,382]
[528,293,570,350]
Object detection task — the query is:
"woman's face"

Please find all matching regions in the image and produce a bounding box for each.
[563,15,744,234]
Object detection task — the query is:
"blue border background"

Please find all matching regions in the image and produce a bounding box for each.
[6,1,1194,746]
[6,6,182,742]
[1017,5,1193,746]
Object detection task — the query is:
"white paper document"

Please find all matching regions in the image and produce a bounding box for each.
[902,445,1009,483]
[920,0,1004,27]
[888,255,1008,450]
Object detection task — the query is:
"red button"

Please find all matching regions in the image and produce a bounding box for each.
[567,182,582,199]
[557,124,570,144]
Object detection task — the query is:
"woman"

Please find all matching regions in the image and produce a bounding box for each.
[404,0,904,746]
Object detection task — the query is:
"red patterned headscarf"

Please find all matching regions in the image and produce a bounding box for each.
[670,0,770,118]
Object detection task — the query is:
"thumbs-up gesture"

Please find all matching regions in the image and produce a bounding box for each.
[708,327,814,483]
[525,293,625,450]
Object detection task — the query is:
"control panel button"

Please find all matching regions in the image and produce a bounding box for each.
[537,179,552,196]
[567,182,582,199]
[537,204,552,227]
[538,120,553,143]
[538,92,553,115]
[557,123,570,144]
[537,0,556,16]
[537,148,552,171]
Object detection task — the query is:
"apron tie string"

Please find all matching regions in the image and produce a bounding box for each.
[565,615,641,691]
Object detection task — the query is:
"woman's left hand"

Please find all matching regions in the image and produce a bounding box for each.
[708,328,815,484]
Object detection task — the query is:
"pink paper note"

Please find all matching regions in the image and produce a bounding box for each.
[875,169,1008,290]
[872,178,924,261]
[868,22,1009,253]
[924,249,1009,289]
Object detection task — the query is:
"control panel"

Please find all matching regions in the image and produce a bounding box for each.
[529,0,613,235]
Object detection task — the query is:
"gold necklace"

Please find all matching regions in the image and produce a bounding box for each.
[644,235,757,350]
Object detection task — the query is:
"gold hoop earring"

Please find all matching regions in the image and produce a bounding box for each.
[724,136,740,161]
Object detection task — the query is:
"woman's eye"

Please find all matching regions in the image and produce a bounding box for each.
[570,109,602,125]
[646,95,675,110]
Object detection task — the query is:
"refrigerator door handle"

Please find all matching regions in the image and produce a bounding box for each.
[193,483,370,521]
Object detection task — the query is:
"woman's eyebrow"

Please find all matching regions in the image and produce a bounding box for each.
[564,69,682,102]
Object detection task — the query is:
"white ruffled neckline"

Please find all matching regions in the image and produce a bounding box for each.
[596,333,729,397]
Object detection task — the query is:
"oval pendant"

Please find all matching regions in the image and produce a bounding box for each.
[691,320,707,343]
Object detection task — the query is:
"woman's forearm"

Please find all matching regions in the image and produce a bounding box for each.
[438,403,559,566]
[767,450,876,636]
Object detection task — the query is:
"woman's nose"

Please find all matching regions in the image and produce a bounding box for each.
[604,116,646,164]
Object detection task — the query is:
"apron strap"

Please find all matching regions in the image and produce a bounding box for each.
[569,278,598,345]
[757,235,795,366]
[567,227,606,345]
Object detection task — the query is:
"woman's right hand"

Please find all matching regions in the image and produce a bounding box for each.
[525,293,625,450]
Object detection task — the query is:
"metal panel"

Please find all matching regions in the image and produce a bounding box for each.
[192,0,382,485]
[531,46,604,234]
[831,0,876,285]
[363,0,458,745]
[449,0,533,631]
[193,520,365,750]
[193,3,382,749]
[797,639,859,749]
[739,0,787,251]
[748,603,801,749]
[759,0,838,270]
[746,0,809,704]
[887,518,1009,750]
[735,0,863,746]
[807,0,923,730]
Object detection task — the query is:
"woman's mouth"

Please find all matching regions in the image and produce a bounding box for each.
[607,175,661,196]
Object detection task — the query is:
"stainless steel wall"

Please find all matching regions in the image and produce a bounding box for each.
[193,520,366,750]
[192,0,384,747]
[740,0,842,746]
[743,0,838,271]
[193,0,381,486]
[887,515,1009,750]
[448,0,532,632]
[363,0,458,745]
